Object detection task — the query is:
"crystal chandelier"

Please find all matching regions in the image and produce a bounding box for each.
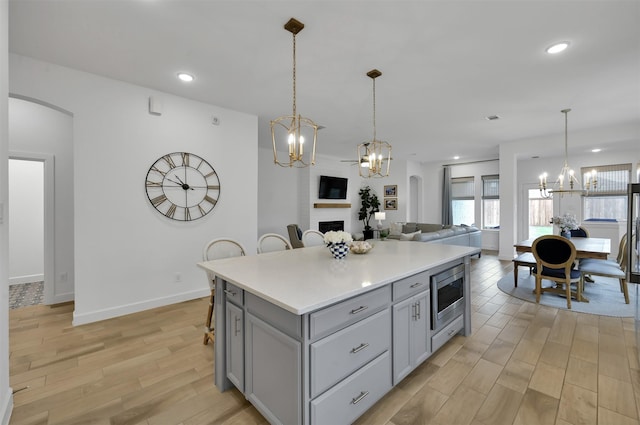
[539,109,597,198]
[358,69,391,178]
[270,18,318,168]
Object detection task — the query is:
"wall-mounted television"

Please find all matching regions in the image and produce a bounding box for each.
[318,175,348,199]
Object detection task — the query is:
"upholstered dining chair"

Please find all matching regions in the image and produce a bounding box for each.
[578,234,633,304]
[570,226,590,238]
[532,234,581,309]
[302,229,325,247]
[202,238,247,345]
[286,224,305,249]
[257,233,292,254]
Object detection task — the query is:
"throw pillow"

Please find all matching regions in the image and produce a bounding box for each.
[389,222,404,237]
[400,230,421,241]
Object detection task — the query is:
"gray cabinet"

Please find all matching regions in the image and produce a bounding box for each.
[225,301,244,391]
[392,290,430,384]
[246,312,302,425]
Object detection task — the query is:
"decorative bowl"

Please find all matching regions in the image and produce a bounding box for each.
[350,241,374,254]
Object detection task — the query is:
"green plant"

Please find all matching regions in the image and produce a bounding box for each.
[358,186,380,231]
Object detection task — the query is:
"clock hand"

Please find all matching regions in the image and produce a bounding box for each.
[165,177,184,186]
[173,174,194,190]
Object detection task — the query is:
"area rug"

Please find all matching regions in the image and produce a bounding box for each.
[497,270,635,317]
[9,281,44,309]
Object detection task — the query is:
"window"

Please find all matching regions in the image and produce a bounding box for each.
[582,163,631,221]
[482,174,499,229]
[451,177,474,226]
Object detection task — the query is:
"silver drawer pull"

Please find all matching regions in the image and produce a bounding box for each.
[350,343,369,354]
[447,328,458,336]
[350,305,368,315]
[234,316,241,336]
[351,391,369,405]
[410,282,423,288]
[224,289,237,297]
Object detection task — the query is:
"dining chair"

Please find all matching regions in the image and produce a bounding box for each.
[581,233,627,268]
[202,238,247,345]
[512,252,536,287]
[532,234,581,309]
[286,224,305,249]
[578,234,633,304]
[302,229,325,247]
[257,233,292,254]
[570,226,590,238]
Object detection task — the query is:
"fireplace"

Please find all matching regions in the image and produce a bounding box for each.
[319,220,344,233]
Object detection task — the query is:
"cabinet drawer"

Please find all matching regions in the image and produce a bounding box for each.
[309,286,390,340]
[224,282,243,306]
[392,270,430,301]
[432,314,463,353]
[310,351,391,425]
[310,309,390,398]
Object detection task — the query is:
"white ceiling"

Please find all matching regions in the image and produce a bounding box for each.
[8,1,640,164]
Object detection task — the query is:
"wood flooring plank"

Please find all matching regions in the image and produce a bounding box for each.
[461,358,503,395]
[598,374,638,419]
[387,385,448,425]
[528,361,565,399]
[556,382,597,425]
[565,356,598,392]
[429,386,485,425]
[496,358,535,395]
[512,388,558,425]
[474,383,523,425]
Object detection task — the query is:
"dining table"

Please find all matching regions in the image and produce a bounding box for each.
[514,236,611,302]
[514,236,611,260]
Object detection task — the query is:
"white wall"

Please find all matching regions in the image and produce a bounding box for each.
[9,98,73,303]
[8,159,43,284]
[1,1,13,423]
[9,54,258,325]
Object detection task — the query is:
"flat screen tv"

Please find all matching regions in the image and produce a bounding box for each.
[318,175,348,200]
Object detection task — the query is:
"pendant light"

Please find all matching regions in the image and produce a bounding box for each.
[270,18,318,168]
[539,109,597,197]
[358,69,391,178]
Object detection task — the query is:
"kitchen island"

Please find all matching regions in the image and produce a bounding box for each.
[198,240,480,425]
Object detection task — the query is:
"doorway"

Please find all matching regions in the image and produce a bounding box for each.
[526,186,553,240]
[8,154,55,305]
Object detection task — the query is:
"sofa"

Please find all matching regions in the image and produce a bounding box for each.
[387,222,482,255]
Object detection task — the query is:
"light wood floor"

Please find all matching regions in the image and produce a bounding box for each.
[8,252,640,425]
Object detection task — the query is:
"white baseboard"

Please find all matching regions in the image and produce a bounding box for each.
[8,274,44,285]
[0,387,13,425]
[72,288,209,326]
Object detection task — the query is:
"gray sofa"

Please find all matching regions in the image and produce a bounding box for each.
[388,222,482,254]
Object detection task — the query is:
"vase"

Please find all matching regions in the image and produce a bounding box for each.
[561,230,571,239]
[328,242,349,260]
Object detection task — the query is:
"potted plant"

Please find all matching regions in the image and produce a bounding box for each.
[358,186,380,240]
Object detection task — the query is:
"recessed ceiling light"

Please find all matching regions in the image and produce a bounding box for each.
[453,156,460,160]
[591,148,602,153]
[546,42,570,54]
[177,72,194,82]
[486,115,500,121]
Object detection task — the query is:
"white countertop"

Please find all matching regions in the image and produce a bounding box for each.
[198,240,480,315]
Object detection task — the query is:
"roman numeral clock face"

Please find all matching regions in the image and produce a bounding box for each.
[145,152,220,221]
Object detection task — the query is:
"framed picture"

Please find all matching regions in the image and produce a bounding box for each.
[384,185,397,197]
[384,198,397,210]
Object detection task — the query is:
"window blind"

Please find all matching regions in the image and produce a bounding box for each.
[582,163,631,196]
[451,177,474,200]
[482,175,499,199]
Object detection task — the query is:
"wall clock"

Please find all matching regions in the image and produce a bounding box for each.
[145,152,220,221]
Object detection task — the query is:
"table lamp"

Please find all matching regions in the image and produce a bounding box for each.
[374,212,386,229]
